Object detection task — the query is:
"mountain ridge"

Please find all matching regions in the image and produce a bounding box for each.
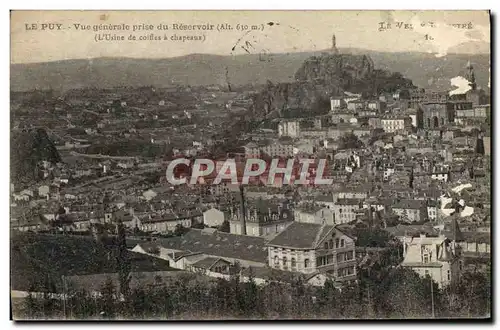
[10,48,490,92]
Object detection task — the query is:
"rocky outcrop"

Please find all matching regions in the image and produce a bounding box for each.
[251,53,413,117]
[294,54,374,84]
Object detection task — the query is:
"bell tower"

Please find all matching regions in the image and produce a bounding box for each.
[331,34,339,55]
[466,60,477,91]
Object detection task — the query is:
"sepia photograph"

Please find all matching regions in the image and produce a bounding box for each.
[9,10,491,320]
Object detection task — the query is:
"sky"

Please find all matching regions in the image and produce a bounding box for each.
[10,10,490,64]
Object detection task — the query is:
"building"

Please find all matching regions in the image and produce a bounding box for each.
[391,199,428,223]
[332,199,363,224]
[454,104,490,125]
[260,140,295,158]
[401,234,461,288]
[381,115,412,133]
[330,97,346,111]
[229,199,293,237]
[203,208,225,227]
[140,211,198,233]
[278,120,300,138]
[421,102,471,129]
[244,142,261,158]
[266,222,357,283]
[132,228,268,269]
[347,100,365,111]
[367,100,387,112]
[294,205,336,225]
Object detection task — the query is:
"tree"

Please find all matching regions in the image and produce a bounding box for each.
[218,220,230,233]
[116,221,131,301]
[339,133,364,150]
[99,277,116,318]
[174,224,188,236]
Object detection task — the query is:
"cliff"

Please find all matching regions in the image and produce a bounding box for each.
[251,53,414,116]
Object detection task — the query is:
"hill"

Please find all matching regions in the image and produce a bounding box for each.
[10,232,175,292]
[10,128,61,186]
[10,49,490,92]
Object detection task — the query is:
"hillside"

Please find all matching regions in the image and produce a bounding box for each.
[10,49,490,92]
[10,232,174,292]
[10,128,61,186]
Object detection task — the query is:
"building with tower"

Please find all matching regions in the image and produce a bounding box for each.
[464,60,489,106]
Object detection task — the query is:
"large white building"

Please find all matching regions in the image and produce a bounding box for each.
[381,116,412,133]
[267,222,357,283]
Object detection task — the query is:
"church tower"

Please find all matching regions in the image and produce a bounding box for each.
[331,34,339,55]
[466,60,477,91]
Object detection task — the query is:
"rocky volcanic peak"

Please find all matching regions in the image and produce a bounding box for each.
[294,54,374,83]
[251,53,413,117]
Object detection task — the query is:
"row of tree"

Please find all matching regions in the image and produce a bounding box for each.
[18,263,490,320]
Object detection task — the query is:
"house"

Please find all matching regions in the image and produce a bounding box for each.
[330,97,346,111]
[427,200,439,222]
[391,199,428,223]
[332,199,363,224]
[260,140,295,158]
[244,142,261,158]
[189,257,233,279]
[266,222,357,283]
[229,199,293,237]
[203,208,225,227]
[401,234,461,288]
[140,211,193,233]
[278,120,300,138]
[132,228,268,269]
[381,116,412,133]
[38,185,50,198]
[367,100,386,112]
[347,100,365,111]
[294,205,336,225]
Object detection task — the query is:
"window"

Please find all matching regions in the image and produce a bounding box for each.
[447,270,451,281]
[423,254,429,263]
[340,239,345,248]
[304,259,310,269]
[346,251,354,260]
[274,256,279,266]
[329,240,333,249]
[335,239,340,248]
[337,253,344,263]
[291,258,297,269]
[324,242,329,250]
[283,256,288,268]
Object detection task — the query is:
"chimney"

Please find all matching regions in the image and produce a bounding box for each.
[239,186,247,235]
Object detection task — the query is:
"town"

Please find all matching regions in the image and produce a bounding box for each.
[10,34,491,320]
